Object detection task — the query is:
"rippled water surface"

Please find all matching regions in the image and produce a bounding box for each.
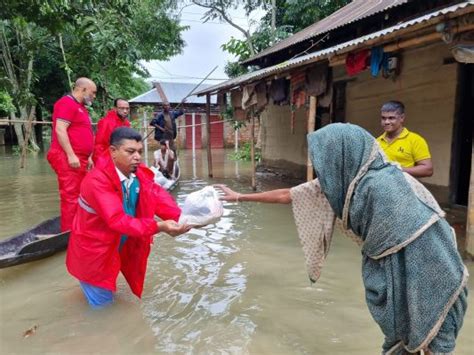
[0,147,472,354]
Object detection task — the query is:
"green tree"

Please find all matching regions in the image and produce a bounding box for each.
[1,0,187,152]
[1,17,45,150]
[202,0,351,77]
[0,90,15,116]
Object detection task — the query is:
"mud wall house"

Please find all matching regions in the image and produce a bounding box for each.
[195,0,474,255]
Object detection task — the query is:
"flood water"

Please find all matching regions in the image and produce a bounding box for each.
[0,147,472,354]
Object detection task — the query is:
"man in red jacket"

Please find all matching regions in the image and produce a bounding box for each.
[66,127,190,308]
[47,77,96,232]
[93,98,131,164]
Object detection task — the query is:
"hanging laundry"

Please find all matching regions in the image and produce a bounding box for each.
[370,46,389,77]
[231,89,243,108]
[242,84,258,110]
[255,82,268,112]
[291,70,306,91]
[291,70,307,109]
[345,49,369,76]
[217,92,227,113]
[270,78,289,105]
[290,71,307,134]
[290,89,307,134]
[306,64,328,96]
[318,84,333,108]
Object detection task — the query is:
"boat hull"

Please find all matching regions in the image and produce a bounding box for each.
[0,217,69,268]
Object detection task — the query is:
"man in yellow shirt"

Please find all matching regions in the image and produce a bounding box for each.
[376,101,433,178]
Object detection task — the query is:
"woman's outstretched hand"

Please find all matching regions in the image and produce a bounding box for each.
[214,184,240,202]
[214,184,291,204]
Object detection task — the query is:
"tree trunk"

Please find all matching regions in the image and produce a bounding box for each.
[27,106,39,151]
[10,112,24,147]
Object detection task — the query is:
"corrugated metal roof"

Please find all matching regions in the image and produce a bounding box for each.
[129,82,216,104]
[243,0,410,64]
[196,2,473,96]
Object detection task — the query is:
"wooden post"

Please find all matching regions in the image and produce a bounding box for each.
[143,110,148,166]
[467,145,474,257]
[20,108,35,168]
[251,113,256,191]
[192,112,196,157]
[307,96,317,181]
[206,94,213,178]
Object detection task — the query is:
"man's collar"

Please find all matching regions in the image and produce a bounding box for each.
[115,167,136,182]
[67,93,82,105]
[399,127,409,137]
[381,127,409,141]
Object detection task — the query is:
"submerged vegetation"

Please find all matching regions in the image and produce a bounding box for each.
[228,142,261,162]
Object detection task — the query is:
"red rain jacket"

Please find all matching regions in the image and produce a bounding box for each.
[66,157,181,297]
[92,110,130,163]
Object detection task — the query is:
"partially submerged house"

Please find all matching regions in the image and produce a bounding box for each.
[195,0,474,254]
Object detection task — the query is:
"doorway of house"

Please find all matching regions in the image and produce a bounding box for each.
[450,63,473,206]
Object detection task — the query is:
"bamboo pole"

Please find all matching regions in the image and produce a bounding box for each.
[0,119,51,125]
[384,23,474,52]
[467,145,474,256]
[251,113,256,191]
[307,96,317,181]
[206,94,213,178]
[143,110,148,165]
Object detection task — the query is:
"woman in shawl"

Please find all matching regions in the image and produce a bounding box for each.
[216,123,468,354]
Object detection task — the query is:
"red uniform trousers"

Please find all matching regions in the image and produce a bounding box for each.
[47,148,89,231]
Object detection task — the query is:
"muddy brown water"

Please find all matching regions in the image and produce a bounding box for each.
[0,147,472,354]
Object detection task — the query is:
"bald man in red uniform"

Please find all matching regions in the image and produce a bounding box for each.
[47,77,97,231]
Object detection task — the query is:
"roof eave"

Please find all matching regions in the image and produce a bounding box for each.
[195,2,474,97]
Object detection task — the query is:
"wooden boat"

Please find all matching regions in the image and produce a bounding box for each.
[167,159,181,191]
[150,159,181,191]
[0,217,69,268]
[0,168,180,269]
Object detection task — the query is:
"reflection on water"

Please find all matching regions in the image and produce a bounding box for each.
[0,148,472,354]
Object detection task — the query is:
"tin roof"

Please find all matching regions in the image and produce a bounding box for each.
[243,0,410,64]
[129,82,216,105]
[196,1,473,96]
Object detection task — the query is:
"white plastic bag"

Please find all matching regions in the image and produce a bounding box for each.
[150,166,174,190]
[179,186,224,226]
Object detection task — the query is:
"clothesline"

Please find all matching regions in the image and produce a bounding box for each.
[0,118,238,130]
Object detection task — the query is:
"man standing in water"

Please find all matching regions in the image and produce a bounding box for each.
[150,103,183,152]
[93,98,131,164]
[376,100,433,178]
[66,127,191,308]
[47,77,96,231]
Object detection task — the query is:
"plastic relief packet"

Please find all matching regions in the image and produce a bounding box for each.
[179,186,224,227]
[150,166,174,190]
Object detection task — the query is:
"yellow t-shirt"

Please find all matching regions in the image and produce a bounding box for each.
[376,128,431,168]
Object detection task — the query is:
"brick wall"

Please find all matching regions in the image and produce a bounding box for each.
[223,118,260,148]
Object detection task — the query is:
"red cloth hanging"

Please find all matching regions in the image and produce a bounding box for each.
[345,50,370,76]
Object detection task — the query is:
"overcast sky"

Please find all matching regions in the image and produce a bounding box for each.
[142,4,265,85]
